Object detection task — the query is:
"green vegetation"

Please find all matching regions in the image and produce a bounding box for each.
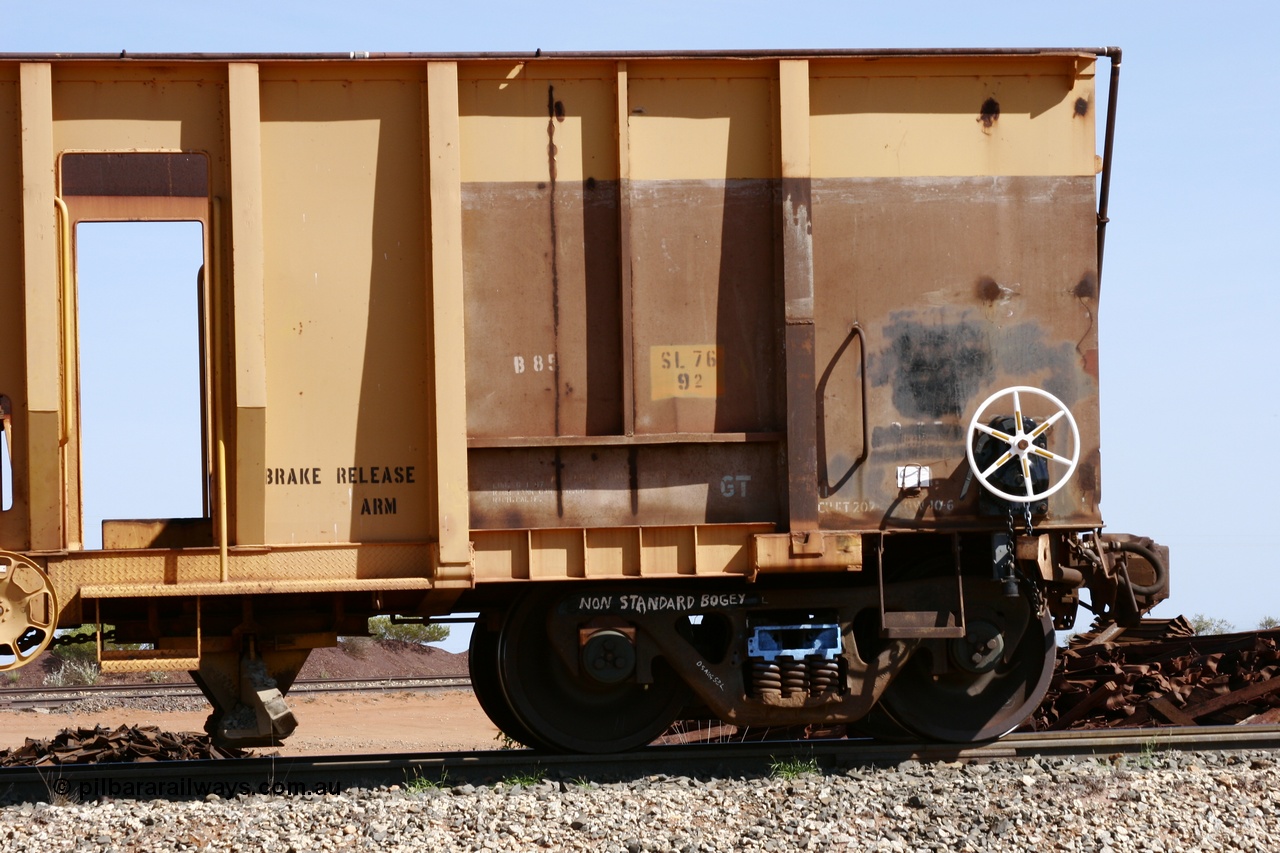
[1188,614,1279,634]
[367,616,450,645]
[403,768,450,793]
[503,768,544,787]
[43,659,100,687]
[769,754,819,780]
[48,624,100,663]
[339,636,375,658]
[45,623,149,684]
[1188,614,1235,636]
[493,731,522,751]
[50,623,146,660]
[1136,736,1164,769]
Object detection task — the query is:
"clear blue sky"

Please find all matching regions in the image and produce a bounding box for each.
[8,2,1279,647]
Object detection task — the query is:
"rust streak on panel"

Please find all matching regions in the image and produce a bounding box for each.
[617,62,636,436]
[546,84,562,436]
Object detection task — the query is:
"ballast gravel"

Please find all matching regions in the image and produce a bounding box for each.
[1,750,1277,852]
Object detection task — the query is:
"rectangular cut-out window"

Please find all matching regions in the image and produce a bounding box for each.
[76,221,206,548]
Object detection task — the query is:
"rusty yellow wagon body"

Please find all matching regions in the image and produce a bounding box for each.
[0,48,1165,750]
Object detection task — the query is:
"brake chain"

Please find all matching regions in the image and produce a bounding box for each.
[1005,503,1045,616]
[48,628,116,648]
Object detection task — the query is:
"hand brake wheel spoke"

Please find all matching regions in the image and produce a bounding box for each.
[980,451,1014,480]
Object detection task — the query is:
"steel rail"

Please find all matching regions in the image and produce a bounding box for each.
[0,725,1277,804]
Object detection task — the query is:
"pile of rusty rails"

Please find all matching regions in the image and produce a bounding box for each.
[0,724,250,767]
[1025,619,1280,731]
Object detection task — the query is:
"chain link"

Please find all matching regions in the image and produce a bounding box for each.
[1004,502,1045,616]
[48,628,115,648]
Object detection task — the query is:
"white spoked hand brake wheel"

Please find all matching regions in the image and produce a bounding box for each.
[965,385,1079,504]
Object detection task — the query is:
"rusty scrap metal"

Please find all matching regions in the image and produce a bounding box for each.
[0,725,251,767]
[1022,619,1280,732]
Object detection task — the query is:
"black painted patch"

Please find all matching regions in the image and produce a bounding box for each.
[874,318,993,418]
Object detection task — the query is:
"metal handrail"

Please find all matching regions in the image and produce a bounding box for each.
[212,197,229,582]
[53,197,76,445]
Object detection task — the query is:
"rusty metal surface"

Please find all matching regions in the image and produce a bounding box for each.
[0,725,249,766]
[629,180,781,436]
[59,152,209,197]
[463,182,623,438]
[468,444,780,529]
[813,176,1102,531]
[1024,621,1280,731]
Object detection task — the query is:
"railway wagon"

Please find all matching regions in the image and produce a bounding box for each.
[0,48,1167,752]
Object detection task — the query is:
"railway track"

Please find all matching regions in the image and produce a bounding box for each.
[0,725,1276,804]
[0,675,472,710]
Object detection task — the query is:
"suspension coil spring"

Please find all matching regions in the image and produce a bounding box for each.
[750,660,782,697]
[780,657,807,698]
[806,657,841,697]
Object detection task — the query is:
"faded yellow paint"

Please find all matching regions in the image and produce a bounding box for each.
[470,524,771,582]
[258,72,431,544]
[19,64,61,550]
[458,65,618,183]
[426,62,472,569]
[778,60,811,181]
[627,72,776,181]
[809,56,1097,178]
[228,64,267,545]
[19,66,57,416]
[50,69,225,158]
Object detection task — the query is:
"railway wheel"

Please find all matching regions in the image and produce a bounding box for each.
[497,590,691,753]
[0,552,57,671]
[467,615,551,750]
[878,596,1055,742]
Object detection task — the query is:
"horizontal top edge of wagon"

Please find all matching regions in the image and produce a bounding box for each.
[0,48,1123,63]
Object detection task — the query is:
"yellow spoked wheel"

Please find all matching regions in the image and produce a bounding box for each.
[0,551,58,672]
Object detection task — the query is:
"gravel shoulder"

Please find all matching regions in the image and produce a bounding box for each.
[0,750,1276,851]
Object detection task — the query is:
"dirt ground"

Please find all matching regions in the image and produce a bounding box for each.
[0,642,502,755]
[2,639,470,689]
[0,690,501,756]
